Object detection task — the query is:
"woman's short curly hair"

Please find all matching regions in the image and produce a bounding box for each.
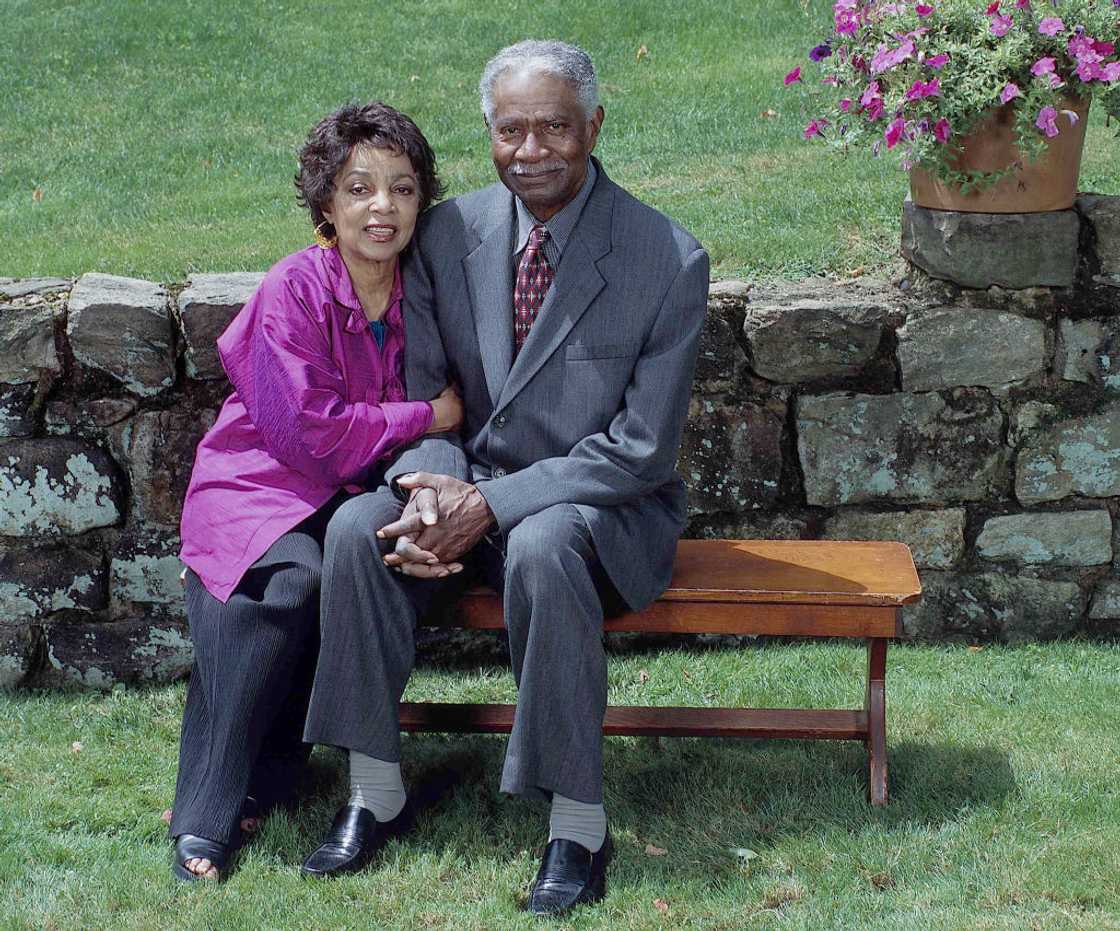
[294,101,445,235]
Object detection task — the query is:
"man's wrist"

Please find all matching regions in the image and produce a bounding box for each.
[468,484,496,531]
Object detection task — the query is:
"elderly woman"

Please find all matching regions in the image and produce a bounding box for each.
[169,101,461,881]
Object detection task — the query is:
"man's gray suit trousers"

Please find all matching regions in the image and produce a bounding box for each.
[303,488,610,804]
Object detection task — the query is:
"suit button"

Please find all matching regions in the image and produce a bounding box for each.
[493,414,507,429]
[493,467,507,478]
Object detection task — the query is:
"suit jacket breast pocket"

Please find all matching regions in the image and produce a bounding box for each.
[565,342,635,362]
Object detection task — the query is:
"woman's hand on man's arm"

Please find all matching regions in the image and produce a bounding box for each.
[426,383,463,435]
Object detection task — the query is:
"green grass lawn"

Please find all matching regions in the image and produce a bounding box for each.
[2,640,1118,929]
[4,0,1117,283]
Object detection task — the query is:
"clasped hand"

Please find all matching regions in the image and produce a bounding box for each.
[376,471,495,578]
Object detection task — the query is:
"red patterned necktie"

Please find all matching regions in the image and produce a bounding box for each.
[513,224,554,355]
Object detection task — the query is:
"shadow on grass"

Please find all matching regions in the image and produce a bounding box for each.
[276,731,1013,889]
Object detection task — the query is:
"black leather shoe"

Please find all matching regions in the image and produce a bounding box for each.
[300,802,414,877]
[527,832,612,916]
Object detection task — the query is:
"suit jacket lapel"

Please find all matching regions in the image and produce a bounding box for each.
[498,176,614,408]
[462,194,515,407]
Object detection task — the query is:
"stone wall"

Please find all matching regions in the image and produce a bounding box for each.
[2,195,1118,689]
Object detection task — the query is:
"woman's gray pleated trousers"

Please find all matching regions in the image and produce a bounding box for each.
[170,499,341,845]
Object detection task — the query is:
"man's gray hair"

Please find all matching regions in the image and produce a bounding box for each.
[479,40,599,123]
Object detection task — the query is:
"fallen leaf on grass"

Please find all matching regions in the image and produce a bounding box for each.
[731,847,758,862]
[636,44,649,62]
[653,898,669,914]
[644,843,668,856]
[32,187,44,203]
[760,108,778,118]
[846,265,865,278]
[409,74,420,82]
[638,668,650,684]
[968,645,984,652]
[869,871,895,890]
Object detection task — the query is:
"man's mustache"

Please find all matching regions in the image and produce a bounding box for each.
[507,161,566,177]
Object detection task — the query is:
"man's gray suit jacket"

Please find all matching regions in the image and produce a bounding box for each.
[387,161,709,611]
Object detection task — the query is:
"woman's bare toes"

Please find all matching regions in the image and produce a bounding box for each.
[186,857,219,881]
[161,809,173,825]
[239,816,261,834]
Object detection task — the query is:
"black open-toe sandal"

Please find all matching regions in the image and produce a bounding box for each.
[173,834,232,882]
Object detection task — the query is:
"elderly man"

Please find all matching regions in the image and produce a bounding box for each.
[302,39,709,916]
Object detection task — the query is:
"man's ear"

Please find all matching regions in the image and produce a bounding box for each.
[586,106,605,152]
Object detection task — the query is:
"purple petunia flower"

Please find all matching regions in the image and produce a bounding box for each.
[1036,105,1059,137]
[810,43,833,61]
[934,117,951,142]
[785,66,802,85]
[840,98,853,112]
[1031,56,1056,76]
[1104,61,1120,81]
[926,52,949,69]
[999,83,1021,103]
[1038,17,1064,36]
[915,4,934,16]
[1014,0,1030,8]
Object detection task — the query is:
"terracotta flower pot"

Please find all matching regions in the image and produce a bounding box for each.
[909,97,1090,213]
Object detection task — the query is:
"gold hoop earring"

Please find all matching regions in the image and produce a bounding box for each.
[314,222,337,250]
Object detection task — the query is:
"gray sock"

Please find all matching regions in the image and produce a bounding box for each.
[348,752,407,822]
[549,793,607,853]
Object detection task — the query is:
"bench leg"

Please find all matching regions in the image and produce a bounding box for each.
[865,637,888,806]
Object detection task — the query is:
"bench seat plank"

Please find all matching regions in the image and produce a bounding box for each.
[399,702,869,740]
[450,599,900,638]
[659,540,921,606]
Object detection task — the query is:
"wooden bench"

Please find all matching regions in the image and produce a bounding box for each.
[399,539,922,806]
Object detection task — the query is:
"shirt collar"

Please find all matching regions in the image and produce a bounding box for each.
[322,246,404,334]
[512,159,598,258]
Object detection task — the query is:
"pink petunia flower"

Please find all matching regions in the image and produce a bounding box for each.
[804,118,829,139]
[1092,41,1115,56]
[834,0,860,35]
[1076,58,1104,81]
[915,4,934,16]
[1068,35,1096,57]
[933,117,951,142]
[904,78,941,100]
[1031,57,1056,76]
[1103,61,1120,81]
[885,116,907,148]
[986,0,999,12]
[785,67,802,85]
[840,98,853,111]
[926,52,949,69]
[1035,105,1059,137]
[870,38,916,73]
[1014,0,1030,7]
[990,14,1013,37]
[1038,17,1064,36]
